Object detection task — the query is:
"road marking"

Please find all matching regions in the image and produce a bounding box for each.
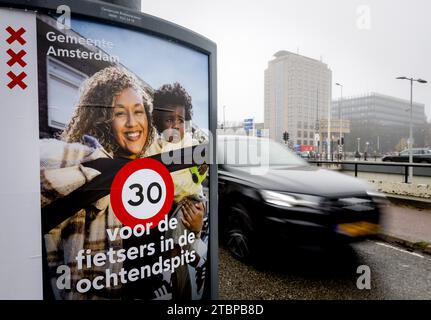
[374,241,424,258]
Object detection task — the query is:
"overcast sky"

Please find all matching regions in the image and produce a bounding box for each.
[141,0,431,123]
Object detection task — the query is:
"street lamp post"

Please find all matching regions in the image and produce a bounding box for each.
[396,76,428,183]
[315,88,320,157]
[377,136,380,154]
[223,105,226,131]
[327,98,331,160]
[335,83,343,160]
[365,141,369,161]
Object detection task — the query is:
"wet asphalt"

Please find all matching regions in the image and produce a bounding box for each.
[218,240,431,300]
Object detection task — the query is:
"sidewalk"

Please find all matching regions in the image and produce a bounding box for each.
[378,195,431,255]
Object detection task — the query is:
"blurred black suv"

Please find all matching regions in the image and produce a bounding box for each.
[217,135,385,260]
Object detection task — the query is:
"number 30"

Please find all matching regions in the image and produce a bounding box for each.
[128,182,162,206]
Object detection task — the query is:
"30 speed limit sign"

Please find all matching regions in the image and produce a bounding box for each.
[110,158,174,228]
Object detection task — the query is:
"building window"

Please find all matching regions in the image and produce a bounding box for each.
[47,57,87,129]
[297,140,301,145]
[297,131,302,137]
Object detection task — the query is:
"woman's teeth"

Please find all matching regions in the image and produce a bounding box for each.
[126,132,140,139]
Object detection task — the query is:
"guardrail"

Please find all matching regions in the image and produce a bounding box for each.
[307,160,431,183]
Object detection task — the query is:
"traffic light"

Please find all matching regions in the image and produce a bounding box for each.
[341,137,344,145]
[283,131,289,142]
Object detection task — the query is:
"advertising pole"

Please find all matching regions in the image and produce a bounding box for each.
[0,0,218,300]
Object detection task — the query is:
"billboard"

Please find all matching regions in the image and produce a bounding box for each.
[0,0,217,300]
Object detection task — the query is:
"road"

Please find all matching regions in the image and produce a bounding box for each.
[218,240,431,300]
[381,205,431,244]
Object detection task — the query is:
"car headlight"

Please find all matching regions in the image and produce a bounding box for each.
[366,190,385,198]
[366,190,388,206]
[261,190,321,208]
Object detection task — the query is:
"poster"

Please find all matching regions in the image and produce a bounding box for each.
[1,6,211,300]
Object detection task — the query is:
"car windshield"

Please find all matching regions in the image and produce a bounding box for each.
[218,136,307,167]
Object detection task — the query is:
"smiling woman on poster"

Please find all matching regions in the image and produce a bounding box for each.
[41,66,154,299]
[61,67,154,159]
[40,66,205,299]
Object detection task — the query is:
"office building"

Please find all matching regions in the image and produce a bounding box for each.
[264,50,332,150]
[331,93,427,153]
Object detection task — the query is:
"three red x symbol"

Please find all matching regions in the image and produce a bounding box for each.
[6,26,26,45]
[7,71,27,90]
[6,49,27,67]
[5,26,27,90]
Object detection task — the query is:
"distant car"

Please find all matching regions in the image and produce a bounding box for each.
[299,151,311,159]
[218,135,384,261]
[382,148,431,163]
[295,150,313,159]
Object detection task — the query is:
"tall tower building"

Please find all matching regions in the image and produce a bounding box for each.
[264,51,332,148]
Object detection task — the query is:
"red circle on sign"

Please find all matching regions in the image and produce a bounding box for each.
[110,158,174,228]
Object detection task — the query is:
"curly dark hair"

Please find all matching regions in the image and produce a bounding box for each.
[153,82,193,132]
[61,66,154,156]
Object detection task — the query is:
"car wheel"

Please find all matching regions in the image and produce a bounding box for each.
[224,202,254,262]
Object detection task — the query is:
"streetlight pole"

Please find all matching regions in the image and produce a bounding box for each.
[327,101,331,160]
[335,83,343,160]
[315,88,320,157]
[377,136,380,154]
[223,105,226,131]
[396,76,428,183]
[365,141,369,160]
[409,79,413,175]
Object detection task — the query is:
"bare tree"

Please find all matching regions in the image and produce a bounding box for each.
[395,137,408,152]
